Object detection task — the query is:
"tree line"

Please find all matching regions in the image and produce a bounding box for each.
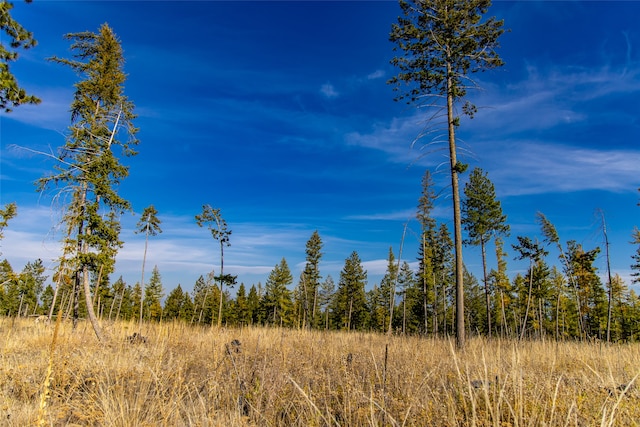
[2,0,640,346]
[3,179,640,342]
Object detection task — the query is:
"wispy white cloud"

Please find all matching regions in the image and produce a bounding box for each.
[474,140,640,196]
[1,204,415,291]
[345,113,449,166]
[346,209,416,222]
[346,59,640,197]
[320,82,339,99]
[1,86,72,133]
[367,69,385,80]
[466,61,640,136]
[345,205,450,222]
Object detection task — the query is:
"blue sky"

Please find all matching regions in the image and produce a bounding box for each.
[1,0,639,295]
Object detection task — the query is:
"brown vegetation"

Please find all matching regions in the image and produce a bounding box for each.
[1,317,638,426]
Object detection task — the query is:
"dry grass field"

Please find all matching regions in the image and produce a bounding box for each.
[1,317,639,426]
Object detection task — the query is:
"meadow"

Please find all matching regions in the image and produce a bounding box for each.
[1,317,638,426]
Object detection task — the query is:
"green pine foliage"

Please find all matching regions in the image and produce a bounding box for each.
[35,23,138,340]
[0,0,40,112]
[0,202,17,245]
[462,167,509,336]
[263,258,294,326]
[196,205,232,327]
[389,0,506,349]
[164,285,185,321]
[144,266,164,321]
[300,230,323,328]
[332,251,368,331]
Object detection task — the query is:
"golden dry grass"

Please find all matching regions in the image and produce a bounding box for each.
[1,317,638,426]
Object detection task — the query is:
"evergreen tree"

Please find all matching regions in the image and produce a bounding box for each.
[37,24,138,341]
[18,258,47,315]
[195,205,232,327]
[548,267,568,340]
[462,167,509,336]
[247,284,261,325]
[0,259,17,315]
[130,283,142,322]
[631,228,640,284]
[512,236,548,340]
[389,0,505,349]
[263,258,294,326]
[332,251,368,331]
[108,276,126,321]
[117,284,135,321]
[40,285,55,315]
[191,274,210,324]
[0,202,17,248]
[433,223,455,335]
[633,188,640,284]
[164,284,185,320]
[395,261,416,334]
[180,292,194,322]
[143,265,164,321]
[566,242,606,339]
[378,247,398,332]
[463,268,484,336]
[135,205,162,328]
[488,237,513,338]
[318,275,335,330]
[300,230,323,328]
[0,0,40,112]
[292,273,305,328]
[234,283,251,326]
[606,274,627,342]
[366,284,384,332]
[537,212,585,339]
[416,171,438,334]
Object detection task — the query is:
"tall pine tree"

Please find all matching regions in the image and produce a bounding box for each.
[263,258,294,326]
[332,251,368,331]
[37,24,138,341]
[462,167,509,336]
[389,0,505,349]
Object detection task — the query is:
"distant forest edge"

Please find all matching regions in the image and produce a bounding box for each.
[3,200,640,342]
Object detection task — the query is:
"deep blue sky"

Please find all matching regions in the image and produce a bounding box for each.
[1,1,639,295]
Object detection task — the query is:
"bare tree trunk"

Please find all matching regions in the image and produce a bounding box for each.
[92,264,104,308]
[388,223,407,335]
[48,261,66,322]
[432,275,438,336]
[402,290,407,334]
[83,261,105,342]
[446,68,465,350]
[217,242,224,328]
[520,261,534,341]
[422,235,429,335]
[301,276,309,329]
[500,290,507,339]
[139,228,149,331]
[480,238,491,337]
[81,191,106,342]
[18,293,24,317]
[555,290,561,341]
[312,288,318,329]
[108,290,116,321]
[115,284,125,321]
[72,272,80,329]
[600,211,613,343]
